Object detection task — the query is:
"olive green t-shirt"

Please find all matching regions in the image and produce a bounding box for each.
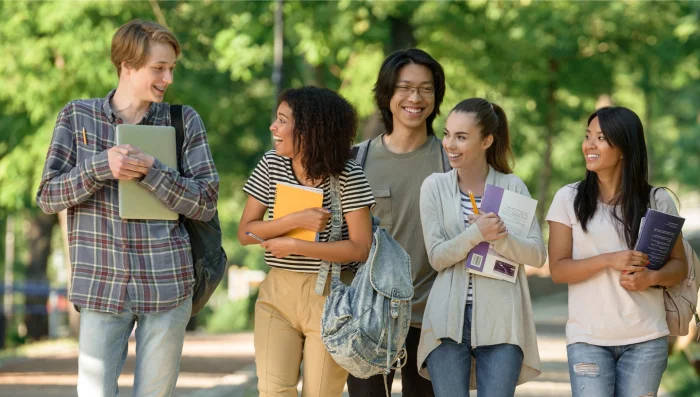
[364,134,445,326]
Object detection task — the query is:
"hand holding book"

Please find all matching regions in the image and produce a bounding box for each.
[471,213,508,242]
[288,208,331,233]
[607,250,649,273]
[272,182,326,241]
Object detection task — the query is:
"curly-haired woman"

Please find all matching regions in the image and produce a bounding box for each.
[238,86,375,397]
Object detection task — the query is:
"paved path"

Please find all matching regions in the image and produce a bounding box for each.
[0,290,671,397]
[0,333,256,397]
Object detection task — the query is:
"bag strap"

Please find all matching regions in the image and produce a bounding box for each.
[171,104,185,174]
[314,176,343,295]
[440,143,452,172]
[649,187,658,211]
[353,136,451,172]
[351,139,371,169]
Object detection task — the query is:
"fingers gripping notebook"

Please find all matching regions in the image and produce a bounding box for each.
[116,124,178,220]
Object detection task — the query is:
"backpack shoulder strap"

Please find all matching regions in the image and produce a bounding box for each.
[171,104,185,174]
[351,139,371,169]
[649,187,659,211]
[439,142,452,172]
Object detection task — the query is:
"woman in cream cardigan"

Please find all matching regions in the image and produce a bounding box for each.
[417,98,546,397]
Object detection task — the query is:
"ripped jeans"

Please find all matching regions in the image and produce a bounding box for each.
[566,336,668,397]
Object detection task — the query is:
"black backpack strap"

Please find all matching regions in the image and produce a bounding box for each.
[352,139,371,169]
[439,140,452,172]
[171,104,185,174]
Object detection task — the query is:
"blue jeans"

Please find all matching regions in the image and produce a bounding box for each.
[567,337,668,397]
[426,304,523,397]
[77,296,192,397]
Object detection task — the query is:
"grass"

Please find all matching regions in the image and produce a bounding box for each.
[660,349,700,397]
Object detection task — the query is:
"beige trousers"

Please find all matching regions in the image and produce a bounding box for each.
[254,268,351,397]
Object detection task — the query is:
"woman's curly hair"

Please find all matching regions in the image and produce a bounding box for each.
[279,86,357,180]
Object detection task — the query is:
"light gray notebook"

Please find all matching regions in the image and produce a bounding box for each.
[116,124,178,220]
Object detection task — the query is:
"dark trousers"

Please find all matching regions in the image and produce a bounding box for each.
[346,326,435,397]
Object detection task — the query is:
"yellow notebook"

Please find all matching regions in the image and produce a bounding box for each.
[272,182,325,241]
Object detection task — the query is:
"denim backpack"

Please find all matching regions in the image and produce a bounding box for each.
[319,176,413,391]
[171,105,227,316]
[650,189,700,339]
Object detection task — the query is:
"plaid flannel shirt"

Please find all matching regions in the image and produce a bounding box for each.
[36,90,219,314]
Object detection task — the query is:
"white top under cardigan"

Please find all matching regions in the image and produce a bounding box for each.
[416,166,546,388]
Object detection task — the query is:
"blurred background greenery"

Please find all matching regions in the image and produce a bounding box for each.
[0,0,698,360]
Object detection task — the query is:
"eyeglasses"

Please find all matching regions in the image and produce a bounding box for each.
[394,85,435,98]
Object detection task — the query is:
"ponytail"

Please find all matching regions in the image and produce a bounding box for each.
[488,103,513,174]
[450,98,514,174]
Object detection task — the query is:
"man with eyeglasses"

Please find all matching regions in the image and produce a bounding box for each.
[347,49,448,397]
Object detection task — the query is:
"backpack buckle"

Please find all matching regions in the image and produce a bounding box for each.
[390,299,400,319]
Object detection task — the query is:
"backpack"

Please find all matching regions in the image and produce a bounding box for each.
[319,176,414,386]
[650,189,700,339]
[171,105,228,317]
[351,137,452,171]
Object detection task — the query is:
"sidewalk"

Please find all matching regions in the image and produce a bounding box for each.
[188,290,573,397]
[0,333,256,397]
[0,290,673,397]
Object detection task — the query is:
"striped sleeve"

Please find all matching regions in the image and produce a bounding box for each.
[341,161,375,213]
[243,152,271,207]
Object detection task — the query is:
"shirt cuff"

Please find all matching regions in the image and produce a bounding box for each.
[89,150,113,182]
[139,157,171,192]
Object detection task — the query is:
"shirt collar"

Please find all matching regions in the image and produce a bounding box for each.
[101,89,156,124]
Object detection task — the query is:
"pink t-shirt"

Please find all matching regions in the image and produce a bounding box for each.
[546,184,678,346]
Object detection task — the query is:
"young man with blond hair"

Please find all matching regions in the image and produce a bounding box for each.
[36,20,219,397]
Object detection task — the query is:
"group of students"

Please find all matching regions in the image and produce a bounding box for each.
[36,19,687,397]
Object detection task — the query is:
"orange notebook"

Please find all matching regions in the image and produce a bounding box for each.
[272,182,325,242]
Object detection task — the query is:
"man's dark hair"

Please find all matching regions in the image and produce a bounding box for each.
[373,48,446,135]
[279,86,357,180]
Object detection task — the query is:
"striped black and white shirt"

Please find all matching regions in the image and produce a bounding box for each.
[460,190,481,303]
[243,150,375,272]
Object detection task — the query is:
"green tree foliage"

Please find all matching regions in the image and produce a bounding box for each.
[1,0,699,271]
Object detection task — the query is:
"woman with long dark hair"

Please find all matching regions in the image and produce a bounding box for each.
[546,106,687,397]
[238,87,375,397]
[417,98,546,396]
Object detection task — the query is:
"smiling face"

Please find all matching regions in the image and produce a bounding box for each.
[120,41,177,103]
[389,63,435,134]
[583,116,623,177]
[270,101,296,158]
[443,111,493,169]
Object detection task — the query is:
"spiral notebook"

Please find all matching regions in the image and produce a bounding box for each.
[272,182,324,241]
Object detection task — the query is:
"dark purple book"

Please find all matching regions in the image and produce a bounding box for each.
[634,209,685,270]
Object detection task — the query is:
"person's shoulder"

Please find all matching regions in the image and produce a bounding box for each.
[343,158,362,173]
[423,170,452,188]
[262,149,281,162]
[651,187,678,211]
[180,105,202,121]
[63,98,102,113]
[552,183,579,202]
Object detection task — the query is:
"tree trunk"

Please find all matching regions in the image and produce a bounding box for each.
[271,0,284,124]
[536,59,559,224]
[23,212,56,341]
[57,210,79,337]
[1,215,16,349]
